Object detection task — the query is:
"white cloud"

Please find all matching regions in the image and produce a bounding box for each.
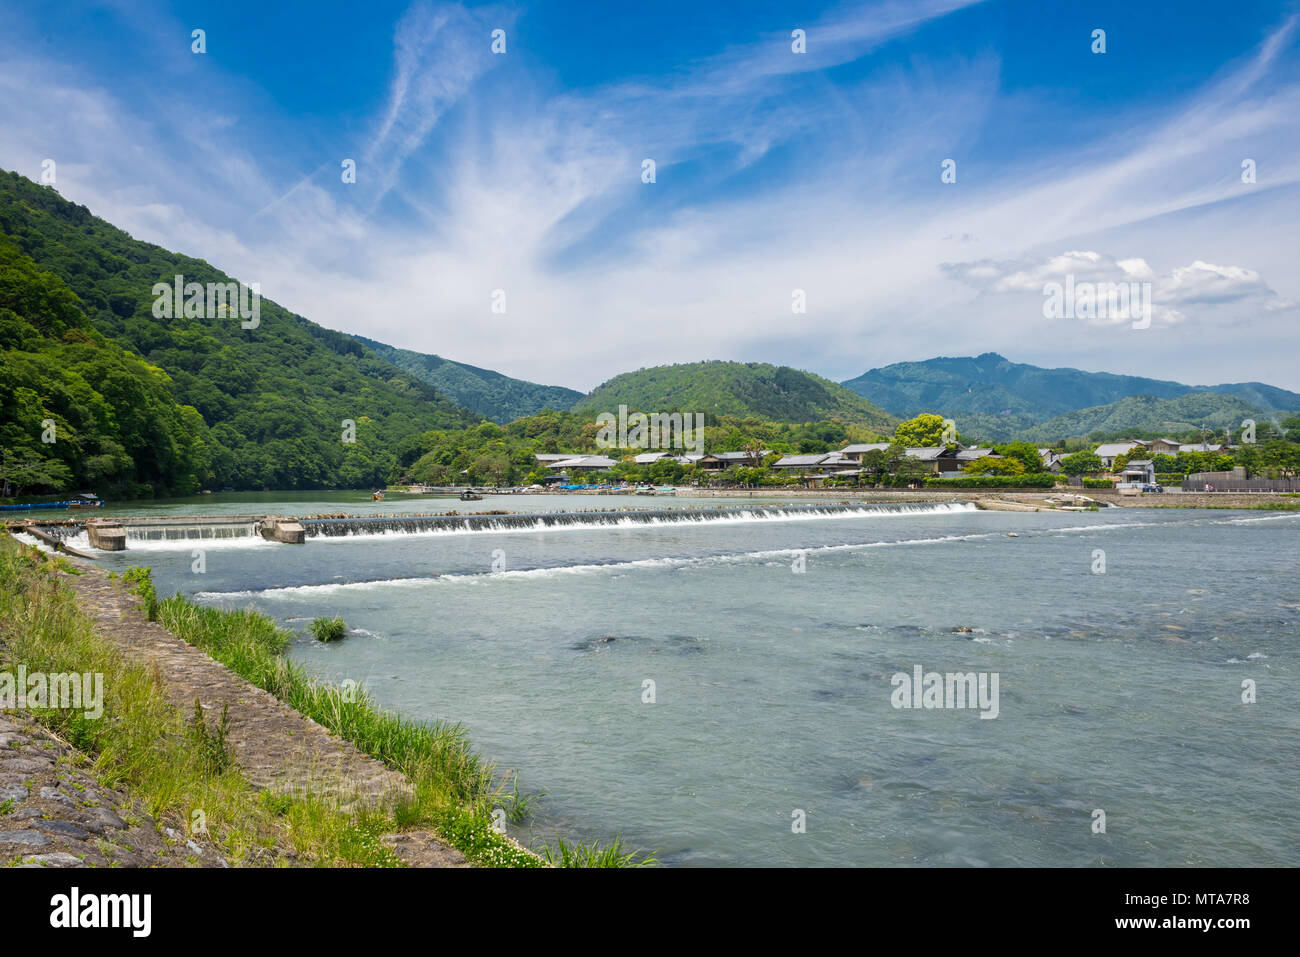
[1160,261,1280,306]
[943,249,1293,327]
[0,2,1297,391]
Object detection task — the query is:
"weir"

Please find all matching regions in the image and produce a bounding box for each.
[298,502,971,538]
[12,501,975,550]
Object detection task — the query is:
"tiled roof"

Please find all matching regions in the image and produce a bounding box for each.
[842,443,891,454]
[904,447,948,461]
[1095,442,1141,457]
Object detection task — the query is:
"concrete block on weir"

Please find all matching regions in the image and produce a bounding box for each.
[86,522,127,551]
[273,521,305,544]
[258,518,305,544]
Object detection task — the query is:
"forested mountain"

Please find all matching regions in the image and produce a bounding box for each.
[845,352,1300,418]
[572,361,896,433]
[0,172,480,494]
[1018,393,1273,444]
[352,335,581,423]
[0,237,212,496]
[842,353,1188,420]
[842,352,1300,442]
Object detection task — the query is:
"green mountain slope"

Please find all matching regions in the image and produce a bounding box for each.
[843,352,1300,434]
[572,361,896,432]
[352,335,581,423]
[1019,393,1276,444]
[0,172,480,491]
[0,237,212,496]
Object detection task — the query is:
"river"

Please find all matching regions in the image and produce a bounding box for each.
[62,491,1300,866]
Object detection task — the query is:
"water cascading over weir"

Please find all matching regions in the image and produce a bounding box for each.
[297,502,972,538]
[16,501,977,552]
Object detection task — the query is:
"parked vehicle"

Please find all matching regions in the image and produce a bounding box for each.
[1141,484,1164,493]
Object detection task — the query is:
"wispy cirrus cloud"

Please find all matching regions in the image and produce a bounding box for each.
[365,1,516,204]
[0,0,1297,391]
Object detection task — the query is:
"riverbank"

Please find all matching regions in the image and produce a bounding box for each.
[0,708,217,867]
[679,487,1300,509]
[0,535,650,867]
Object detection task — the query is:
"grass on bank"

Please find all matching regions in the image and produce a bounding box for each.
[137,569,655,867]
[0,536,403,867]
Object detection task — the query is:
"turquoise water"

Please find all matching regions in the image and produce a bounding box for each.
[78,495,1300,866]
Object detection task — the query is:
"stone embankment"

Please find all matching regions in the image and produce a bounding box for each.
[0,710,219,868]
[3,560,467,868]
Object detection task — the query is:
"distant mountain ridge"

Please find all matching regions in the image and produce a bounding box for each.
[842,352,1300,441]
[1018,393,1271,444]
[353,336,582,423]
[573,361,896,433]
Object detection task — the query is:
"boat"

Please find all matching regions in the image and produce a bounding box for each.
[2,493,103,511]
[371,490,385,501]
[459,490,483,501]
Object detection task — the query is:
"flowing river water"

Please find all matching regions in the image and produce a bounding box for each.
[45,491,1300,866]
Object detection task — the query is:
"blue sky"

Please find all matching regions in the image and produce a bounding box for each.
[2,0,1298,391]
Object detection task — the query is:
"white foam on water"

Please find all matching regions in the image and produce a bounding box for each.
[10,532,57,553]
[307,501,980,542]
[115,532,272,552]
[196,528,1008,599]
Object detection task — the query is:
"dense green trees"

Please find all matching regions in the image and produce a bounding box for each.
[0,172,480,495]
[961,455,1025,476]
[1059,451,1103,476]
[571,360,896,433]
[0,237,212,495]
[992,442,1045,473]
[893,413,951,448]
[1235,440,1300,478]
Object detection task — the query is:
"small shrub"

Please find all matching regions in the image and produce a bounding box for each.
[121,566,159,621]
[541,835,659,868]
[309,617,347,643]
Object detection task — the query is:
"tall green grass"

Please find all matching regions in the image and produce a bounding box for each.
[157,597,500,810]
[309,617,347,643]
[0,537,403,867]
[150,584,655,867]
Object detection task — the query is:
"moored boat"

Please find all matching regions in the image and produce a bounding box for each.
[3,493,103,511]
